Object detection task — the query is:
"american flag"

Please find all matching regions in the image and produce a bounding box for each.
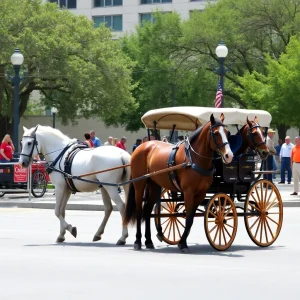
[215,78,223,108]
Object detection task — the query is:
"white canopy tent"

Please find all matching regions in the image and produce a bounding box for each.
[141,107,272,131]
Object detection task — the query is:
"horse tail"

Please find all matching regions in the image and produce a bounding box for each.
[123,182,136,226]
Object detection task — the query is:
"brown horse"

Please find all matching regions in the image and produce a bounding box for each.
[123,114,233,253]
[237,116,269,159]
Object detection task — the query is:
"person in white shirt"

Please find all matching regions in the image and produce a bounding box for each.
[279,136,294,184]
[264,129,276,183]
[104,136,113,146]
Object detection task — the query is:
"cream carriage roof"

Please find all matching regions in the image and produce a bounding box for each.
[141,107,272,131]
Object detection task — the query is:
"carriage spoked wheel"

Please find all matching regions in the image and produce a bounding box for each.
[204,193,238,251]
[244,179,283,247]
[154,189,186,245]
[31,171,47,198]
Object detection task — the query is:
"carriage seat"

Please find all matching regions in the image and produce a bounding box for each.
[227,134,243,156]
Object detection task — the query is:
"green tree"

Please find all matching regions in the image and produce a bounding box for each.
[0,0,134,140]
[120,12,216,131]
[181,0,300,134]
[237,36,300,139]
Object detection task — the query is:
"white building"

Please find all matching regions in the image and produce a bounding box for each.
[46,0,207,36]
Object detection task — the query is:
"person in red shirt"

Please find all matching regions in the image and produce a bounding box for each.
[115,137,127,151]
[0,134,15,162]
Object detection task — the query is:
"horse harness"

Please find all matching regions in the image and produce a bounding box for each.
[63,143,90,193]
[166,123,225,192]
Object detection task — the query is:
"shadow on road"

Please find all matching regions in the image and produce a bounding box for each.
[24,241,285,257]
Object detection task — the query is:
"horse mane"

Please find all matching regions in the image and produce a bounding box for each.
[29,125,72,141]
[189,124,205,144]
[189,118,224,144]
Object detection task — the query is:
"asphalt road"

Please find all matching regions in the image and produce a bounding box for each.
[0,207,299,300]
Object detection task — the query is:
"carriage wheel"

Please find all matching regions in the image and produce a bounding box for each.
[154,189,185,245]
[0,191,5,198]
[31,171,47,198]
[244,179,283,247]
[204,193,238,251]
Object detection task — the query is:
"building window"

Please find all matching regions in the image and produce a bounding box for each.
[94,0,123,7]
[49,0,77,8]
[141,0,172,4]
[94,15,123,31]
[140,12,170,25]
[140,13,154,24]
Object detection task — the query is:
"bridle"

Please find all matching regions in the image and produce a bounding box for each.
[187,122,229,161]
[20,134,39,161]
[210,123,229,151]
[247,122,266,150]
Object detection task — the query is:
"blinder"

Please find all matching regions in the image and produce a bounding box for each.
[20,134,39,160]
[210,123,229,151]
[247,123,266,149]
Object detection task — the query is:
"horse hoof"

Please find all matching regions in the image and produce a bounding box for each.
[93,235,101,242]
[156,233,163,242]
[116,239,126,246]
[134,243,142,251]
[56,237,65,243]
[71,227,77,238]
[180,248,189,254]
[145,243,155,249]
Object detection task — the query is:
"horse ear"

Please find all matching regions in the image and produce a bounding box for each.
[246,117,252,126]
[220,113,225,123]
[210,114,216,125]
[23,126,28,133]
[254,116,259,123]
[33,125,39,134]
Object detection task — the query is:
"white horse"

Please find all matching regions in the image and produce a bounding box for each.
[19,125,131,245]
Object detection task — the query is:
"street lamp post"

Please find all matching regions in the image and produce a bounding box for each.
[215,40,229,108]
[10,48,24,154]
[51,107,58,128]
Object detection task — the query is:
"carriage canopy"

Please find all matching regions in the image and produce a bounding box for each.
[141,107,272,131]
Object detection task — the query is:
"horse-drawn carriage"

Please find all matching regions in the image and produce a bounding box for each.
[124,107,283,252]
[18,108,283,253]
[0,159,49,198]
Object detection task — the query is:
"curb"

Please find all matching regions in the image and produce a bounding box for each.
[0,202,119,211]
[0,201,300,210]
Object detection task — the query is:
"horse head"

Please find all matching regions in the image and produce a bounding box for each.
[19,125,39,168]
[209,113,233,164]
[245,116,269,160]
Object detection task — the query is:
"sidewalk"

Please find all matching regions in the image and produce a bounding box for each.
[0,183,300,210]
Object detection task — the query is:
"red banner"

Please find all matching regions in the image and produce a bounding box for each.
[14,165,28,183]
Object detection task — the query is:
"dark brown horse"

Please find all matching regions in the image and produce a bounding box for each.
[123,114,233,253]
[237,116,269,159]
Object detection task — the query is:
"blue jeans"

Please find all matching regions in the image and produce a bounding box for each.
[263,155,273,182]
[281,157,292,183]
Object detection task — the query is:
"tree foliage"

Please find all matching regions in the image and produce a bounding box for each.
[0,0,135,138]
[120,12,216,131]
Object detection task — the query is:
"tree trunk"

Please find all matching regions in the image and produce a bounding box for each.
[277,124,290,141]
[0,116,12,140]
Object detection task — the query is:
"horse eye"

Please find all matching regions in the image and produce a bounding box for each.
[28,142,32,146]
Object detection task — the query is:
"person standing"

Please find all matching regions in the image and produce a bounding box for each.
[90,130,101,147]
[104,136,113,146]
[290,137,300,195]
[132,138,142,153]
[0,134,15,162]
[84,133,94,148]
[264,129,276,183]
[278,136,294,184]
[116,137,127,151]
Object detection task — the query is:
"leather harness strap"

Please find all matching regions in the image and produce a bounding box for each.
[167,141,184,192]
[63,144,89,194]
